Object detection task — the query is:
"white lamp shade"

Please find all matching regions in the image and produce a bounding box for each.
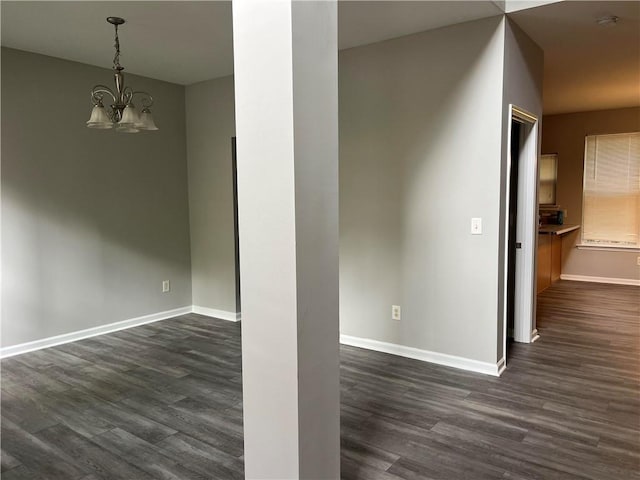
[119,104,140,127]
[116,125,140,133]
[86,105,113,129]
[137,109,159,131]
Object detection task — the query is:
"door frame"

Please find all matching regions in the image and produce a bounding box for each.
[502,104,540,362]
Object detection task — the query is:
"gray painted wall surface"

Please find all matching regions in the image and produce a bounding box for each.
[497,18,544,360]
[542,107,640,281]
[185,75,238,313]
[339,16,506,364]
[1,47,192,347]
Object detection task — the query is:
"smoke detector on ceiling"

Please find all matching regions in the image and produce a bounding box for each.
[596,15,619,27]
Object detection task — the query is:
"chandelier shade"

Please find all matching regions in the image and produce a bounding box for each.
[87,17,158,133]
[138,109,159,131]
[86,104,113,129]
[119,104,140,126]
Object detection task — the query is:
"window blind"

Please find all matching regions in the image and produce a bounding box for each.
[582,132,640,247]
[539,154,557,205]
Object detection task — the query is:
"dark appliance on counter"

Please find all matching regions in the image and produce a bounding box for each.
[539,206,566,225]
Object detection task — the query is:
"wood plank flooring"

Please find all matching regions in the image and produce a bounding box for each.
[2,280,639,479]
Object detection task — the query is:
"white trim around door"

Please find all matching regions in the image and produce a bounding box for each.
[502,104,539,365]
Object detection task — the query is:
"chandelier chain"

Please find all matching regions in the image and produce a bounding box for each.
[113,24,121,70]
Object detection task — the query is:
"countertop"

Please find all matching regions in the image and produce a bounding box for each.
[538,224,580,235]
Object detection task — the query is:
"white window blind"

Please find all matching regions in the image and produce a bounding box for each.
[582,132,640,247]
[539,154,557,205]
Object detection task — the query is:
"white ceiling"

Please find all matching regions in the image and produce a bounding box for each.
[2,1,638,114]
[338,1,502,50]
[1,2,234,85]
[1,1,502,85]
[510,1,640,114]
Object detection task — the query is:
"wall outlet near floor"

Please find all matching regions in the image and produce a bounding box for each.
[162,280,170,293]
[392,305,401,321]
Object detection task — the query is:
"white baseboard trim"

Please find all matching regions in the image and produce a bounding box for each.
[340,334,503,377]
[531,329,540,343]
[496,357,506,376]
[560,274,640,286]
[192,306,241,322]
[0,306,192,359]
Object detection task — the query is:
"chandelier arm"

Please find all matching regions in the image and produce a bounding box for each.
[131,91,154,108]
[91,85,117,104]
[122,86,134,105]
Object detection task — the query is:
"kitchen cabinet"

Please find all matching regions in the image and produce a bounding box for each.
[537,225,580,294]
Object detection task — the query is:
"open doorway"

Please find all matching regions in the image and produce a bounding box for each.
[506,120,521,342]
[503,105,540,363]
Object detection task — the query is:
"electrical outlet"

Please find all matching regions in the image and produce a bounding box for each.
[392,305,401,321]
[162,280,170,293]
[637,256,640,266]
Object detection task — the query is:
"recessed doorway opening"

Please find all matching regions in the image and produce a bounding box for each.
[503,105,540,365]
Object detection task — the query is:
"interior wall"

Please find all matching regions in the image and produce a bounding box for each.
[339,16,506,365]
[1,47,192,348]
[542,107,640,281]
[497,18,544,359]
[185,75,238,313]
[0,14,544,365]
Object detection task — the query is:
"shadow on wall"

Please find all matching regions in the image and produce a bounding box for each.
[1,48,192,347]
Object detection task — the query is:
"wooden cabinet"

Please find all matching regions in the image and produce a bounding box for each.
[536,225,580,294]
[536,225,580,293]
[551,234,562,283]
[537,233,564,293]
[537,234,552,293]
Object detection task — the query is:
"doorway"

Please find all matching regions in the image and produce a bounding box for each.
[503,105,540,364]
[506,120,521,342]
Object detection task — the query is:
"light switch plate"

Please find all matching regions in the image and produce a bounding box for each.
[471,218,482,235]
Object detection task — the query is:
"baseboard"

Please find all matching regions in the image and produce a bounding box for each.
[560,274,640,286]
[340,334,503,377]
[192,305,241,322]
[0,306,192,359]
[496,357,506,376]
[531,329,540,343]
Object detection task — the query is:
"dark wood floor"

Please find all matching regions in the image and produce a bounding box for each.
[2,281,638,479]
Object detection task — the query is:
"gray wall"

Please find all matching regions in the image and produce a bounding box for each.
[497,18,544,359]
[542,107,640,281]
[1,47,192,347]
[185,76,238,313]
[339,16,506,364]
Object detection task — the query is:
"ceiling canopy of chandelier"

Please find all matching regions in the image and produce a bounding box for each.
[86,17,158,132]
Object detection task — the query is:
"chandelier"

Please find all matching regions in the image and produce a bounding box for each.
[86,17,158,132]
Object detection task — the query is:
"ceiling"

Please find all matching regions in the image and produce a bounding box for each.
[510,1,640,114]
[0,1,501,85]
[338,1,502,50]
[1,2,234,85]
[1,1,638,114]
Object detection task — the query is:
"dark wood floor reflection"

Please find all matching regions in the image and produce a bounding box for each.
[2,281,639,479]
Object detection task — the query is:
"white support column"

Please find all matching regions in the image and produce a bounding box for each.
[232,1,339,479]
